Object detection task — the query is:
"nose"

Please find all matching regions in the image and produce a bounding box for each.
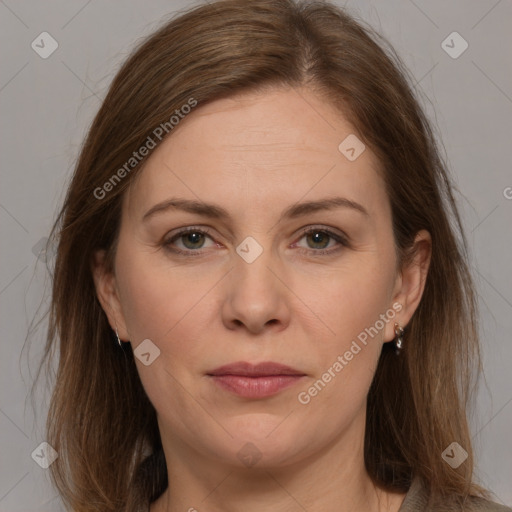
[221,245,291,335]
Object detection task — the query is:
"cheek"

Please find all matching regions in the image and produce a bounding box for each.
[115,253,211,421]
[299,256,394,401]
[295,285,387,428]
[318,258,395,344]
[115,249,219,385]
[115,245,200,342]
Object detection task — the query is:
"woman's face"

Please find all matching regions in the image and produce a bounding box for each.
[94,86,427,471]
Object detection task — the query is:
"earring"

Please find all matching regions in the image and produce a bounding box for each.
[115,327,122,347]
[394,323,404,355]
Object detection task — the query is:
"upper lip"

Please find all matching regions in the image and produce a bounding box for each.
[207,361,306,377]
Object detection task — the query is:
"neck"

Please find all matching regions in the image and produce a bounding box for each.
[151,413,406,512]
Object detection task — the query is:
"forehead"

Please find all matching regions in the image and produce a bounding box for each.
[124,87,388,221]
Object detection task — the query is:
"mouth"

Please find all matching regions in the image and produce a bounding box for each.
[207,361,306,399]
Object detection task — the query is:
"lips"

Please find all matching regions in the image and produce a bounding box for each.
[207,361,306,399]
[207,361,305,377]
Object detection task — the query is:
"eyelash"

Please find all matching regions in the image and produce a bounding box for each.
[162,225,349,257]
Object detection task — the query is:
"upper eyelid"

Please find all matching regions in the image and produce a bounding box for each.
[296,225,347,239]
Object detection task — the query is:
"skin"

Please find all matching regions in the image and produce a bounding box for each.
[93,86,431,512]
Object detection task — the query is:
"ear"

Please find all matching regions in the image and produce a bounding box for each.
[91,249,130,341]
[384,229,432,342]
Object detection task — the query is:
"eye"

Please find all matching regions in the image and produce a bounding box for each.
[162,225,349,257]
[293,226,348,255]
[163,227,216,255]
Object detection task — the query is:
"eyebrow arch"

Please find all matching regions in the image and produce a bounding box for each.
[142,196,369,223]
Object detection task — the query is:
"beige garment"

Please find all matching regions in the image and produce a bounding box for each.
[399,477,512,512]
[143,476,512,511]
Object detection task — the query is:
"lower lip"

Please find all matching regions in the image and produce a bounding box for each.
[209,375,305,398]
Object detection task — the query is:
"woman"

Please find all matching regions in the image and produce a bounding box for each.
[38,0,512,510]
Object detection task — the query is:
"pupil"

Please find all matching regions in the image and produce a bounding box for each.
[309,231,328,249]
[184,232,204,248]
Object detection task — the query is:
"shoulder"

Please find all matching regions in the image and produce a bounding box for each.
[399,477,512,512]
[465,496,512,512]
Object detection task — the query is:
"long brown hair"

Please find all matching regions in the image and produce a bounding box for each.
[35,0,485,510]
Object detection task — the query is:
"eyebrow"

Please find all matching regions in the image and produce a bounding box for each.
[142,196,369,223]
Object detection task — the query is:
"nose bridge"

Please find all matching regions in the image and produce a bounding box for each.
[232,234,279,296]
[221,234,290,333]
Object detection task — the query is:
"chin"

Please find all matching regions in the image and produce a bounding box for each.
[216,419,315,469]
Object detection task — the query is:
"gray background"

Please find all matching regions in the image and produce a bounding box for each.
[0,0,511,510]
